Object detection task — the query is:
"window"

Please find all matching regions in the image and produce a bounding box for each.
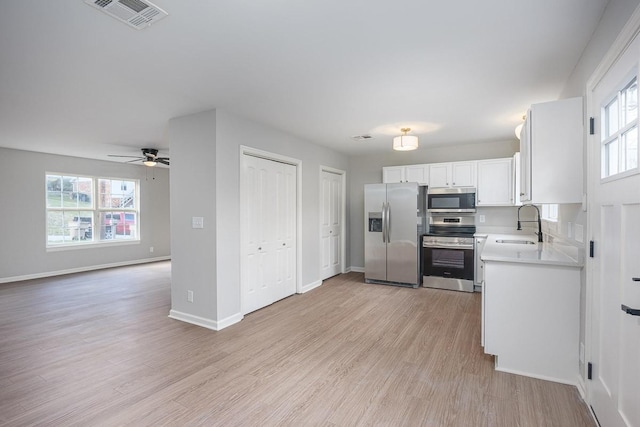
[46,174,139,247]
[541,204,558,222]
[601,76,639,178]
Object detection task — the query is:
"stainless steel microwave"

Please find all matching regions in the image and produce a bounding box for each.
[427,187,476,213]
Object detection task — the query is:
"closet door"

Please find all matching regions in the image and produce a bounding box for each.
[242,154,297,314]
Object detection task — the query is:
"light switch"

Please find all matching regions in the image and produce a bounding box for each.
[192,216,204,229]
[574,224,584,243]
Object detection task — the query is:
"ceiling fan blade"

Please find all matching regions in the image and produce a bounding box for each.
[108,154,144,159]
[157,158,170,165]
[126,159,143,164]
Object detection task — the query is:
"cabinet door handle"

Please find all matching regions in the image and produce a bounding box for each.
[621,304,640,316]
[633,277,640,282]
[520,192,525,196]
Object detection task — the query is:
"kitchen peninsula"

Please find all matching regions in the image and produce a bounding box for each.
[480,235,583,385]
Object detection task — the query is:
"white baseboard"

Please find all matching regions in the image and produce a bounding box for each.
[299,280,322,293]
[494,366,578,387]
[348,266,365,273]
[576,375,587,400]
[216,312,244,330]
[0,256,171,284]
[168,310,243,331]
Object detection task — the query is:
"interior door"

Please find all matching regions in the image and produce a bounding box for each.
[242,154,297,314]
[588,31,640,427]
[320,169,342,280]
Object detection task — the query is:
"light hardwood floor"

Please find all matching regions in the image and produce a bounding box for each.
[0,261,594,426]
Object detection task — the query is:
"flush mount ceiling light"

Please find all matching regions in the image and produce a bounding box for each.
[143,160,157,167]
[392,128,419,151]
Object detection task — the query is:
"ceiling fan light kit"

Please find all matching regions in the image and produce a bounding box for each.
[393,128,419,151]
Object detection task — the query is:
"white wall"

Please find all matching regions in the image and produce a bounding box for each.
[167,110,219,325]
[0,147,171,282]
[347,140,519,269]
[168,109,349,329]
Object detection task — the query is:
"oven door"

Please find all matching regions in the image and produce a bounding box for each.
[422,239,475,292]
[423,243,474,280]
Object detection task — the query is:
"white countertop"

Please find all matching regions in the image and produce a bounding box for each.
[480,234,583,268]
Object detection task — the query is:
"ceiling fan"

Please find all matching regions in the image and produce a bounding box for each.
[108,148,169,167]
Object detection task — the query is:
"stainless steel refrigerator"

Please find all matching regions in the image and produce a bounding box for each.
[364,182,426,287]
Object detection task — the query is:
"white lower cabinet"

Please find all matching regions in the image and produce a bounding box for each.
[483,261,580,384]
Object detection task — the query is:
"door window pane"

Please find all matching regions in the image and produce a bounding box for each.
[622,79,638,125]
[605,97,619,137]
[623,126,638,170]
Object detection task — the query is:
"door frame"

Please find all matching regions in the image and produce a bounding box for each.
[239,145,303,315]
[584,2,640,410]
[319,165,347,280]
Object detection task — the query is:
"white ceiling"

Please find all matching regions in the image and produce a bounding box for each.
[0,0,608,161]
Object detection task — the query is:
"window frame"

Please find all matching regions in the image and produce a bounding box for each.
[45,173,140,250]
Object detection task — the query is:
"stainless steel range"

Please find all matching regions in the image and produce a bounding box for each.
[422,214,475,292]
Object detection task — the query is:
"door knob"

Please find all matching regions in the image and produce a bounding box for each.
[621,304,640,316]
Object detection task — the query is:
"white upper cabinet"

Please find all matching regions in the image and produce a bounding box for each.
[520,97,584,203]
[382,165,428,185]
[428,161,477,188]
[452,161,476,187]
[405,164,429,184]
[477,158,514,206]
[382,166,405,183]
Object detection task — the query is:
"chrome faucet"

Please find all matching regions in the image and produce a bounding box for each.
[517,204,543,243]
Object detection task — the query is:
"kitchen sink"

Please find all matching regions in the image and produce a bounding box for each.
[495,239,536,245]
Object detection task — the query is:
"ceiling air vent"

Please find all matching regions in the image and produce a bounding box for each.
[351,135,374,141]
[85,0,168,30]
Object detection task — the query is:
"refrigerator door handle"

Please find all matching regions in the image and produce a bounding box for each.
[386,202,391,242]
[381,202,387,243]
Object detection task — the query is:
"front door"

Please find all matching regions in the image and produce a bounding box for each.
[588,29,640,427]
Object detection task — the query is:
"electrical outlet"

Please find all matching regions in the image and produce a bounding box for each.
[192,216,204,229]
[479,215,486,223]
[149,246,154,253]
[187,290,194,303]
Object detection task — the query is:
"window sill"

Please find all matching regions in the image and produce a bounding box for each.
[46,240,140,252]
